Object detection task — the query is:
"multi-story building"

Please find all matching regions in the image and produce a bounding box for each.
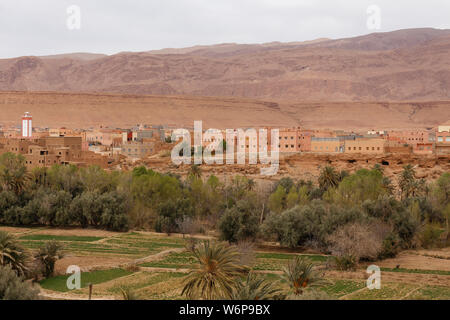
[278,128,301,153]
[86,128,123,147]
[436,121,450,155]
[121,141,157,159]
[345,138,386,154]
[0,136,110,169]
[387,130,430,146]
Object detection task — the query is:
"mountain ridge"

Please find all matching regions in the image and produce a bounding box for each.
[1,28,449,101]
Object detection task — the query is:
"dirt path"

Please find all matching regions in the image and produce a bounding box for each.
[39,290,117,300]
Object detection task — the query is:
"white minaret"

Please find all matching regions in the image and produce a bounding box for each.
[22,112,32,138]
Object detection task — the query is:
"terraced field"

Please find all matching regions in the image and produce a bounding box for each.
[17,230,185,259]
[2,226,449,300]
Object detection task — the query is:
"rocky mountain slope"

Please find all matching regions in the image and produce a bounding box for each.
[1,28,449,101]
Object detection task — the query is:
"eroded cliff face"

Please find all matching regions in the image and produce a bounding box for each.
[116,152,449,187]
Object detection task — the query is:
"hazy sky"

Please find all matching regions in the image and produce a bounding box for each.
[0,0,449,58]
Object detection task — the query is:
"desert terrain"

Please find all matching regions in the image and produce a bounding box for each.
[0,91,449,130]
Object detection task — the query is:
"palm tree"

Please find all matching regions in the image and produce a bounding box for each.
[34,241,64,278]
[182,241,247,300]
[188,165,202,180]
[0,153,30,194]
[318,166,340,191]
[246,179,256,192]
[0,231,29,277]
[120,287,139,300]
[229,273,282,300]
[399,165,426,200]
[281,256,325,295]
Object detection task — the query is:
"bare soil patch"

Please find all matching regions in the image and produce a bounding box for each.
[54,256,134,274]
[376,251,450,272]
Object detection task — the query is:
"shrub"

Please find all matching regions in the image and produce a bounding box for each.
[0,265,39,300]
[419,223,444,249]
[327,222,383,270]
[154,198,192,234]
[261,201,364,248]
[218,201,259,243]
[34,241,64,278]
[378,232,401,259]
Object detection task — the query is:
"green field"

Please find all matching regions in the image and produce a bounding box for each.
[18,232,186,258]
[381,267,450,276]
[40,269,133,292]
[20,234,105,242]
[10,227,449,300]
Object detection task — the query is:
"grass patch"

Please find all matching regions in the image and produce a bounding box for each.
[253,254,327,271]
[407,286,450,300]
[320,280,365,298]
[40,268,133,292]
[381,267,450,276]
[140,252,195,269]
[20,234,104,242]
[256,253,328,262]
[349,283,418,300]
[107,272,186,294]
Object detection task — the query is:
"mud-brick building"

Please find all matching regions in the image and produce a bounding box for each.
[0,136,111,169]
[121,141,157,159]
[278,128,302,153]
[345,138,386,154]
[436,121,450,155]
[310,137,344,153]
[387,130,430,146]
[413,143,434,155]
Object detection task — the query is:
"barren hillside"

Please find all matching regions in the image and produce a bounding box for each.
[0,92,448,130]
[0,28,450,101]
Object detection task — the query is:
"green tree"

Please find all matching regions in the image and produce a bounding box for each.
[328,169,388,206]
[218,201,259,243]
[286,188,299,209]
[268,185,286,213]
